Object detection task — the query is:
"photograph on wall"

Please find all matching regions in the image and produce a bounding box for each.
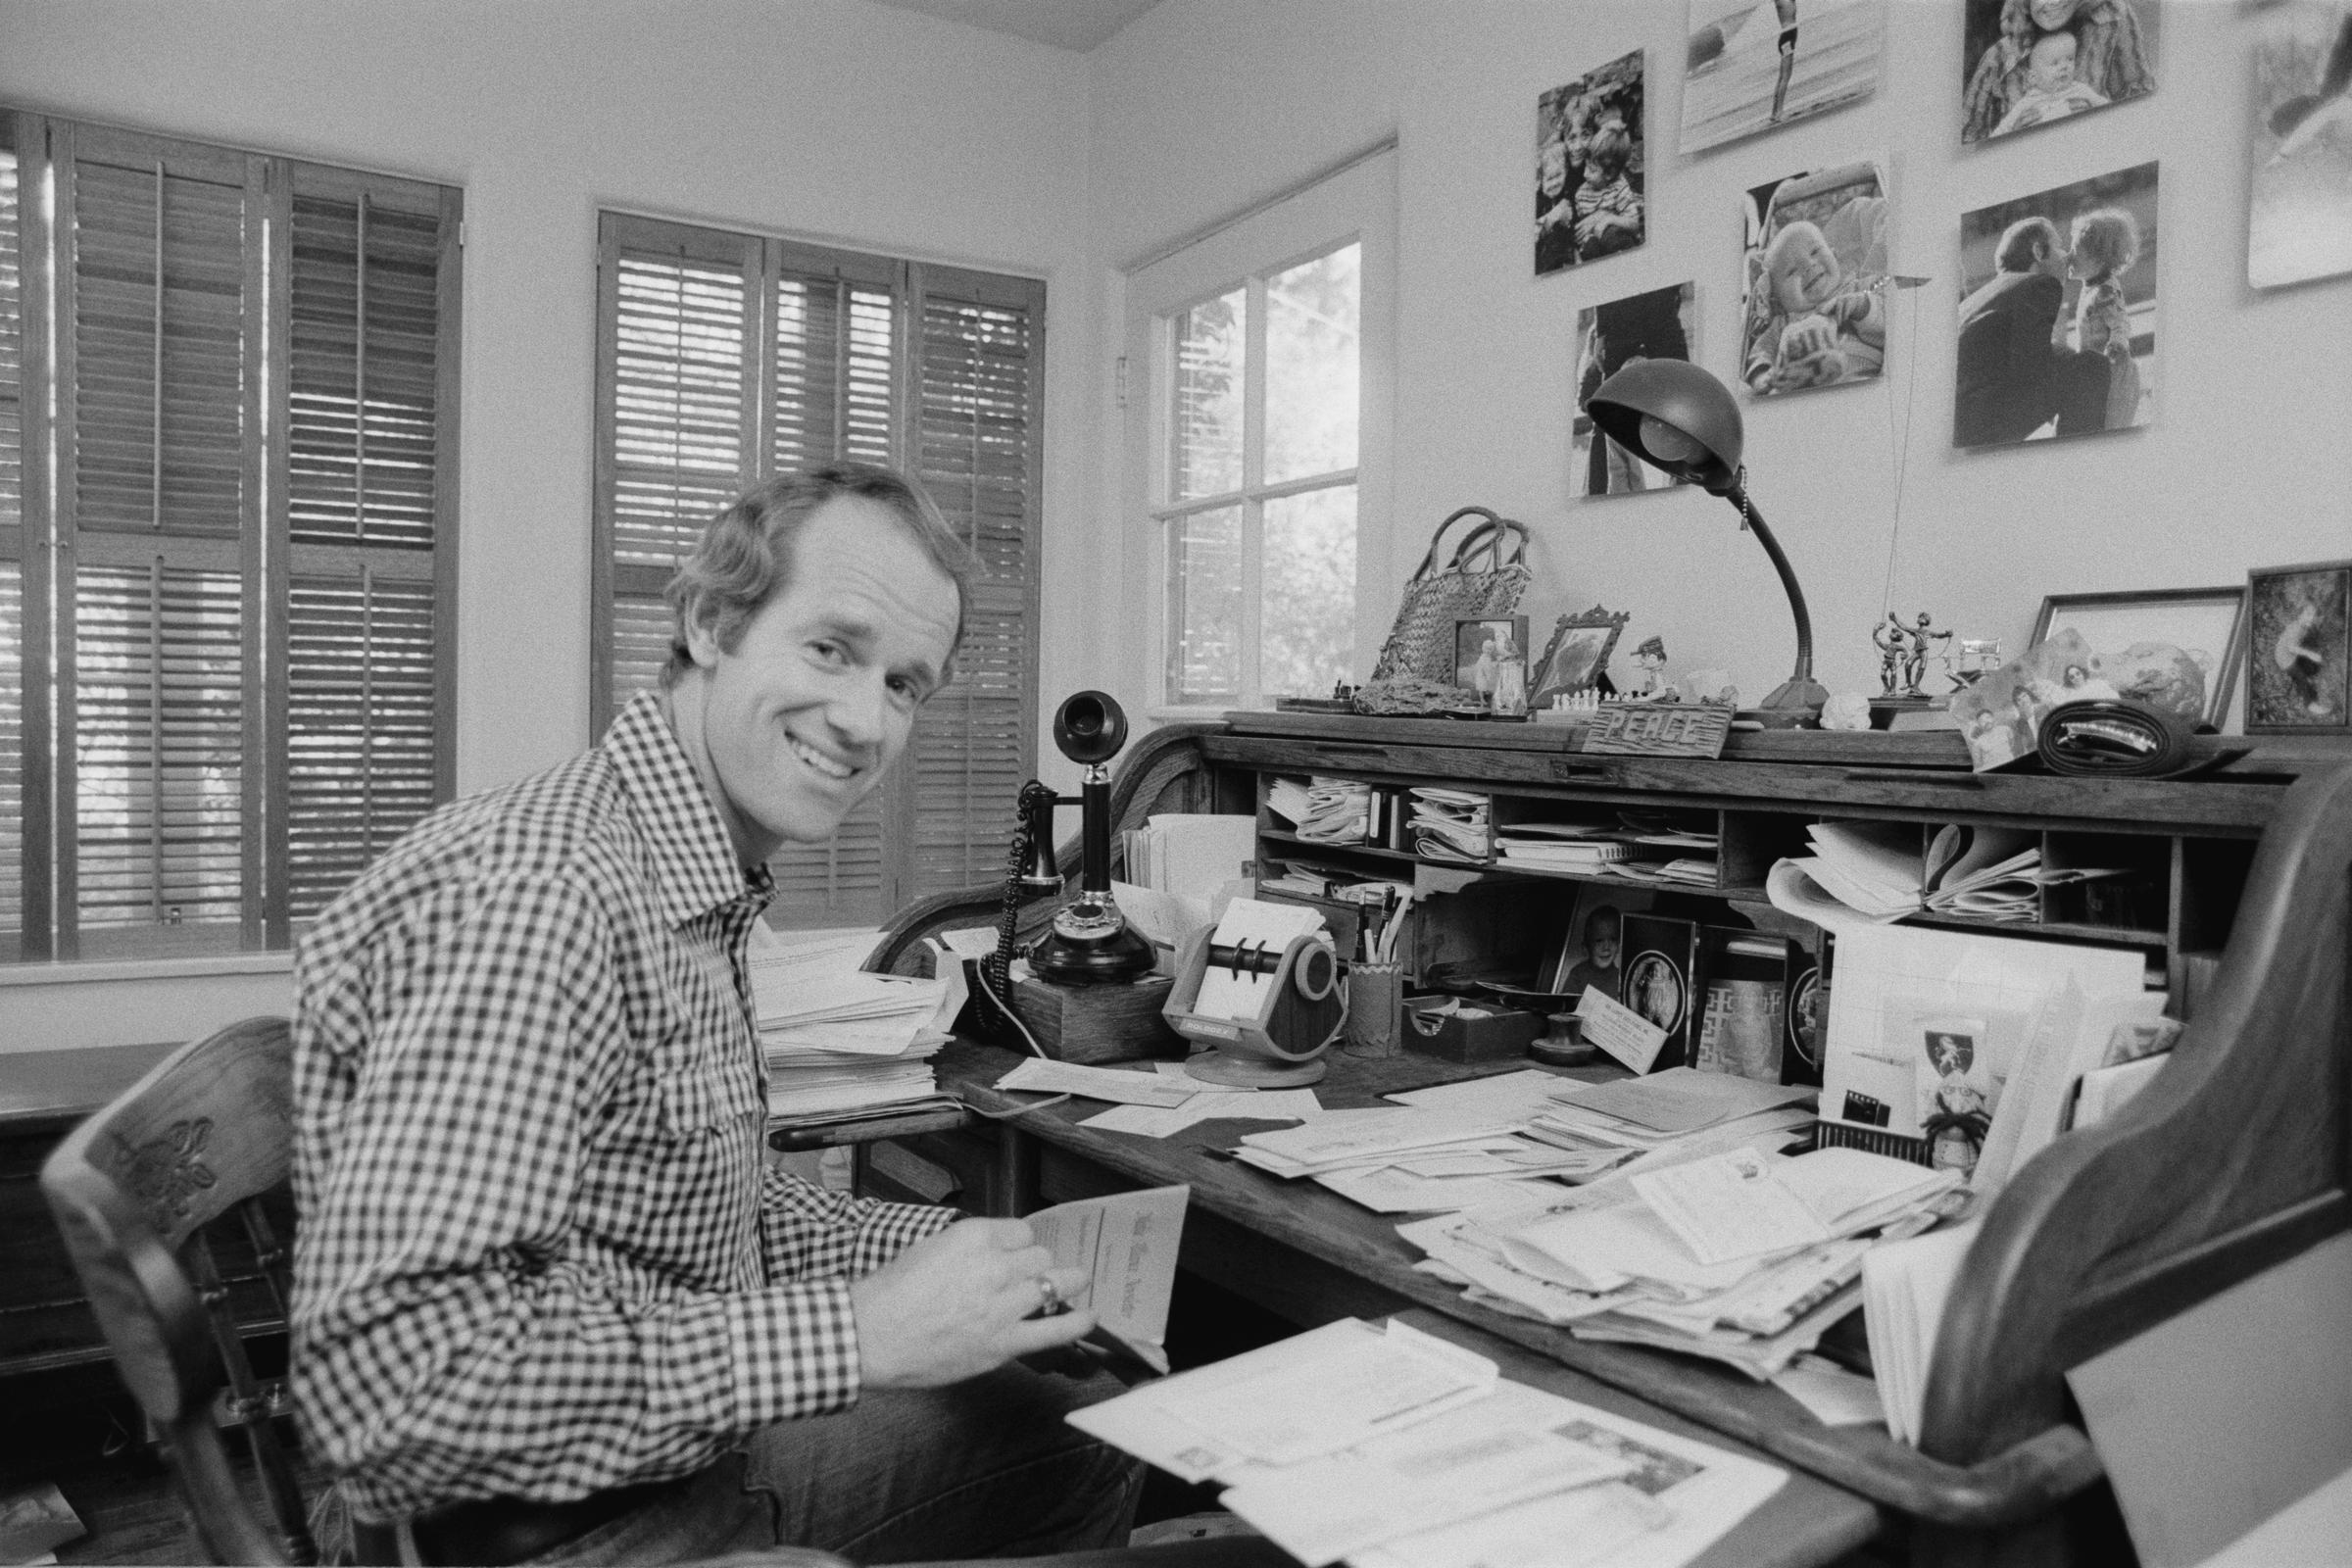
[1960,0,2159,145]
[1954,161,2159,449]
[1681,0,1886,153]
[1740,160,1889,397]
[1537,49,1648,276]
[2249,2,2352,289]
[2245,561,2352,732]
[1574,282,1696,496]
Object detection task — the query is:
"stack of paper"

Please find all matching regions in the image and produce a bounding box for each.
[1070,1316,1788,1568]
[1861,1220,1981,1444]
[1408,788,1491,862]
[1301,777,1379,844]
[1524,1069,1818,1177]
[747,927,962,1122]
[1607,857,1720,887]
[1776,821,2123,927]
[1474,1147,1964,1379]
[1494,822,1642,873]
[1233,1107,1600,1213]
[1125,812,1260,899]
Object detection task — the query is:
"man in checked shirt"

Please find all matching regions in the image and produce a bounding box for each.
[291,464,1142,1565]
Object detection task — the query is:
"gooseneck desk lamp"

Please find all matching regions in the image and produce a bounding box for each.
[1586,359,1829,727]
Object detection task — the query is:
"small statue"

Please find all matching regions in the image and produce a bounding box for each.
[1625,635,1673,700]
[1873,612,1953,699]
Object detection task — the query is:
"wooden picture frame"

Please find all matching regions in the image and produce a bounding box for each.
[2030,586,2249,730]
[1531,606,1631,708]
[2244,561,2352,734]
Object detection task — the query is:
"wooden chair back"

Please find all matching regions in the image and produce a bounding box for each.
[40,1016,314,1565]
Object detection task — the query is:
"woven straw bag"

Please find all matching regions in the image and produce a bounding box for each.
[1366,507,1533,686]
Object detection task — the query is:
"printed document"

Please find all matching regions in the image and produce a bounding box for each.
[994,1058,1197,1107]
[1630,1151,1831,1266]
[1067,1318,1496,1477]
[1022,1185,1188,1376]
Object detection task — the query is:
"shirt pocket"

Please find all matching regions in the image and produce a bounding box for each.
[653,1046,762,1138]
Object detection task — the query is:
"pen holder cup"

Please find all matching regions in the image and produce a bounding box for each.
[1342,963,1404,1058]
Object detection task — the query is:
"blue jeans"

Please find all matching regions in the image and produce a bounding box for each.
[515,1364,1144,1565]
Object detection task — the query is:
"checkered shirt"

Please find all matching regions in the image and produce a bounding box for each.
[289,692,956,1523]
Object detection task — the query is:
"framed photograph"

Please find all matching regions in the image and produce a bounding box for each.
[1452,615,1529,704]
[2245,560,2352,733]
[1956,162,2159,448]
[1575,282,1696,497]
[1532,606,1632,708]
[1680,0,1886,155]
[1537,49,1647,276]
[1740,160,1890,398]
[2249,3,2352,291]
[1960,0,2158,146]
[2030,586,2248,729]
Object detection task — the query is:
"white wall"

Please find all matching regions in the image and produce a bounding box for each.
[1085,0,2352,715]
[0,0,1097,1050]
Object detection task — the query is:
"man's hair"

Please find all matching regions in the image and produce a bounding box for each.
[1994,217,2060,273]
[1586,123,1634,178]
[661,463,979,689]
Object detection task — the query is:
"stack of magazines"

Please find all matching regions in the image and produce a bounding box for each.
[745,926,963,1127]
[1409,787,1490,861]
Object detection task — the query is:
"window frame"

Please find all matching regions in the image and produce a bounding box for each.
[0,107,462,964]
[1123,145,1396,716]
[589,211,1047,928]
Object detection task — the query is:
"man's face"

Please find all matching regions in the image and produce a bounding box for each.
[1773,227,1839,313]
[685,495,959,860]
[2035,235,2072,278]
[2026,33,2077,93]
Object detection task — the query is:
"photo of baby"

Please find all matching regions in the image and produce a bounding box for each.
[1537,50,1648,276]
[1960,0,2158,146]
[1740,161,1889,397]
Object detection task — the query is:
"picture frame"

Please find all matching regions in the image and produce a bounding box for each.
[1531,606,1632,708]
[1452,615,1529,697]
[2245,560,2352,734]
[2030,586,2249,729]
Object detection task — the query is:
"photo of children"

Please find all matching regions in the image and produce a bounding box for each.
[1536,50,1647,276]
[1453,617,1528,710]
[1681,0,1886,154]
[1740,162,1889,397]
[2249,3,2352,290]
[2246,563,2351,732]
[1573,282,1696,498]
[1949,629,2118,770]
[1955,162,2159,447]
[1960,0,2157,146]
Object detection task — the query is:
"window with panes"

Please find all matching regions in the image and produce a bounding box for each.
[591,213,1044,929]
[0,110,461,962]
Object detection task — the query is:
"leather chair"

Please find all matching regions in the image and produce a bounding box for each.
[41,1017,1287,1568]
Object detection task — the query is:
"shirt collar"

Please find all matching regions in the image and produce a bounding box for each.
[603,690,775,928]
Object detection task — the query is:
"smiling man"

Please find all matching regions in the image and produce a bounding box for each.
[290,465,1142,1566]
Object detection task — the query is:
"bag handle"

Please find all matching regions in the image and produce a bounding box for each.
[1408,507,1530,582]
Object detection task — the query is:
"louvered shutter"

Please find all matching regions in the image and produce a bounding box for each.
[0,120,29,955]
[906,266,1043,898]
[761,240,900,927]
[593,215,758,724]
[50,123,264,958]
[276,166,461,932]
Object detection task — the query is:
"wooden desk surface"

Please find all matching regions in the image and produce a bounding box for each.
[937,1038,2088,1531]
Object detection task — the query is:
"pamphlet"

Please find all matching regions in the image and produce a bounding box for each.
[1576,986,1671,1073]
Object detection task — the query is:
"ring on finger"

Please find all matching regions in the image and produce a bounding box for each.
[1031,1274,1063,1315]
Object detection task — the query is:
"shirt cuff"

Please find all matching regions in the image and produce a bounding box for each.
[717,1278,865,1428]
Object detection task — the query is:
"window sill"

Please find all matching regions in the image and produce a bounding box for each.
[0,952,296,988]
[1146,704,1259,723]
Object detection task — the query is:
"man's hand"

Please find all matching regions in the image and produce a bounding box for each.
[849,1219,1095,1389]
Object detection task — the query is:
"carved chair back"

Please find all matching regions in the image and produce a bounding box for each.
[40,1016,314,1565]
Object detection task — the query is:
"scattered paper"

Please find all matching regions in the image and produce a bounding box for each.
[1773,1354,1886,1428]
[1080,1087,1324,1138]
[1632,1151,1832,1266]
[1554,1068,1815,1136]
[1862,1220,1980,1445]
[995,1057,1197,1107]
[1387,1067,1581,1121]
[1317,1167,1562,1215]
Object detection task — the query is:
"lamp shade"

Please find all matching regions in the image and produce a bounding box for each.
[1587,360,1744,495]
